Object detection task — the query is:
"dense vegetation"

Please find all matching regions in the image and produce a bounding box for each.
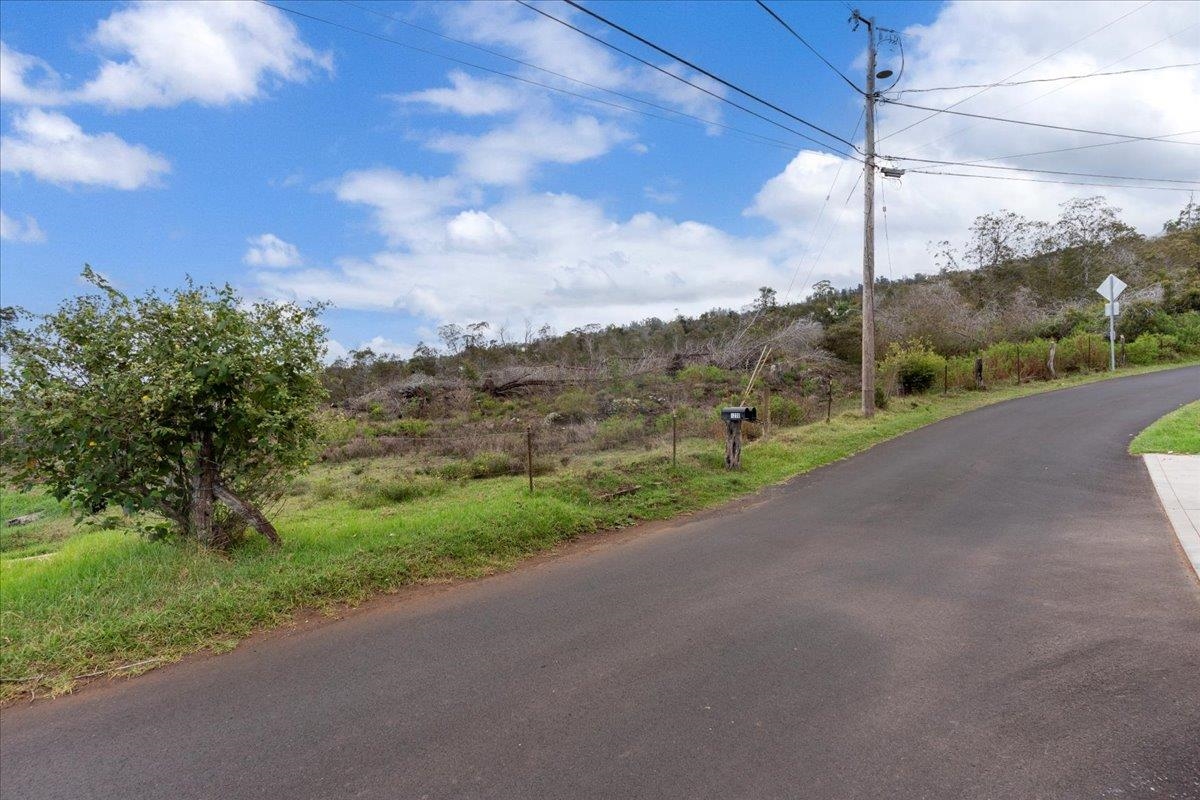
[1,271,326,549]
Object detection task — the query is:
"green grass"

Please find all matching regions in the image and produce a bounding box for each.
[1,360,1195,701]
[1130,400,1200,455]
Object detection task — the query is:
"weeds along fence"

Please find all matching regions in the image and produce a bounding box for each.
[318,329,1150,487]
[879,333,1116,396]
[317,384,848,485]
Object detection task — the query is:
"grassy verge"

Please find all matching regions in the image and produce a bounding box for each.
[1130,400,1200,455]
[2,360,1195,701]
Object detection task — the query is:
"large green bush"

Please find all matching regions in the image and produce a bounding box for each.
[0,269,326,549]
[768,395,807,426]
[1125,333,1180,365]
[880,341,946,394]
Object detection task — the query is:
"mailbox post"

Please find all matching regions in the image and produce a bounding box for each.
[720,406,756,470]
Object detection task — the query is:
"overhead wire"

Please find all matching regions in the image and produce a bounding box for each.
[963,129,1200,163]
[514,0,860,157]
[262,1,828,155]
[905,169,1198,193]
[878,155,1200,186]
[555,0,863,153]
[754,0,863,94]
[893,62,1200,94]
[896,23,1200,156]
[878,98,1200,144]
[876,0,1152,143]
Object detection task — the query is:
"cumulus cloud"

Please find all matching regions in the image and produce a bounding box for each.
[335,169,476,248]
[244,233,302,267]
[256,186,786,330]
[0,42,66,105]
[0,109,170,189]
[1,2,329,110]
[428,112,632,185]
[396,70,524,117]
[0,209,46,243]
[79,1,328,109]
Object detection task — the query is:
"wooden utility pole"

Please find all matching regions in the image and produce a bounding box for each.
[856,11,878,418]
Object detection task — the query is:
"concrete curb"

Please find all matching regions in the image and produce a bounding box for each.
[1143,453,1200,580]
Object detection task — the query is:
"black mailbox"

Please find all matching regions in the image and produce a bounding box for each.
[720,406,757,423]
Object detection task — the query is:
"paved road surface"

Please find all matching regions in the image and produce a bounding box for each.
[3,367,1199,800]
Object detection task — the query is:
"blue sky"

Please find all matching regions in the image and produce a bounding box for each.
[2,1,1196,357]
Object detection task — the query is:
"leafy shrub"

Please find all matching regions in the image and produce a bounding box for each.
[595,417,645,450]
[1125,333,1180,365]
[874,385,889,410]
[768,395,806,426]
[373,419,431,437]
[552,388,598,423]
[880,341,946,394]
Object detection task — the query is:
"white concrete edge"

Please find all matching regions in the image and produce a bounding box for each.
[1142,454,1200,581]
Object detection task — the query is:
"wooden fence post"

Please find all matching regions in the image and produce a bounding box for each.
[943,363,949,395]
[825,378,833,423]
[671,412,677,468]
[974,356,984,389]
[725,418,742,470]
[763,386,771,440]
[1015,347,1021,385]
[526,426,534,492]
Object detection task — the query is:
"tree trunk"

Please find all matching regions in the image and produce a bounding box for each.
[189,432,218,547]
[724,419,742,470]
[214,482,281,547]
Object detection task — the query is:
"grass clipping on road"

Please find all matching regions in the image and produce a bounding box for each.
[1,362,1194,701]
[1130,400,1200,455]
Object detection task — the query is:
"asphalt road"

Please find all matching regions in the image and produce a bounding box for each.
[3,367,1199,800]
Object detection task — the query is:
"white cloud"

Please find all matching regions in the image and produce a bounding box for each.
[77,1,330,110]
[335,169,476,248]
[0,209,46,243]
[0,42,66,105]
[244,233,302,268]
[428,112,632,185]
[1,2,329,111]
[0,109,170,189]
[396,70,523,116]
[257,185,786,330]
[446,210,515,251]
[437,1,724,120]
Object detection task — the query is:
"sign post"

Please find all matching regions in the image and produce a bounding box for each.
[1095,274,1126,372]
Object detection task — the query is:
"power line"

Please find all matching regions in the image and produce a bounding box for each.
[967,130,1200,163]
[754,0,863,94]
[514,0,860,157]
[906,168,1197,193]
[557,0,863,153]
[897,23,1199,157]
[881,155,1200,186]
[876,0,1152,143]
[341,0,803,146]
[262,1,822,155]
[892,62,1200,94]
[879,98,1200,144]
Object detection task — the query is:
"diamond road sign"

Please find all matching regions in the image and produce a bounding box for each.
[1096,273,1127,302]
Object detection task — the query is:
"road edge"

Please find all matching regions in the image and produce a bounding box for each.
[1143,453,1200,581]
